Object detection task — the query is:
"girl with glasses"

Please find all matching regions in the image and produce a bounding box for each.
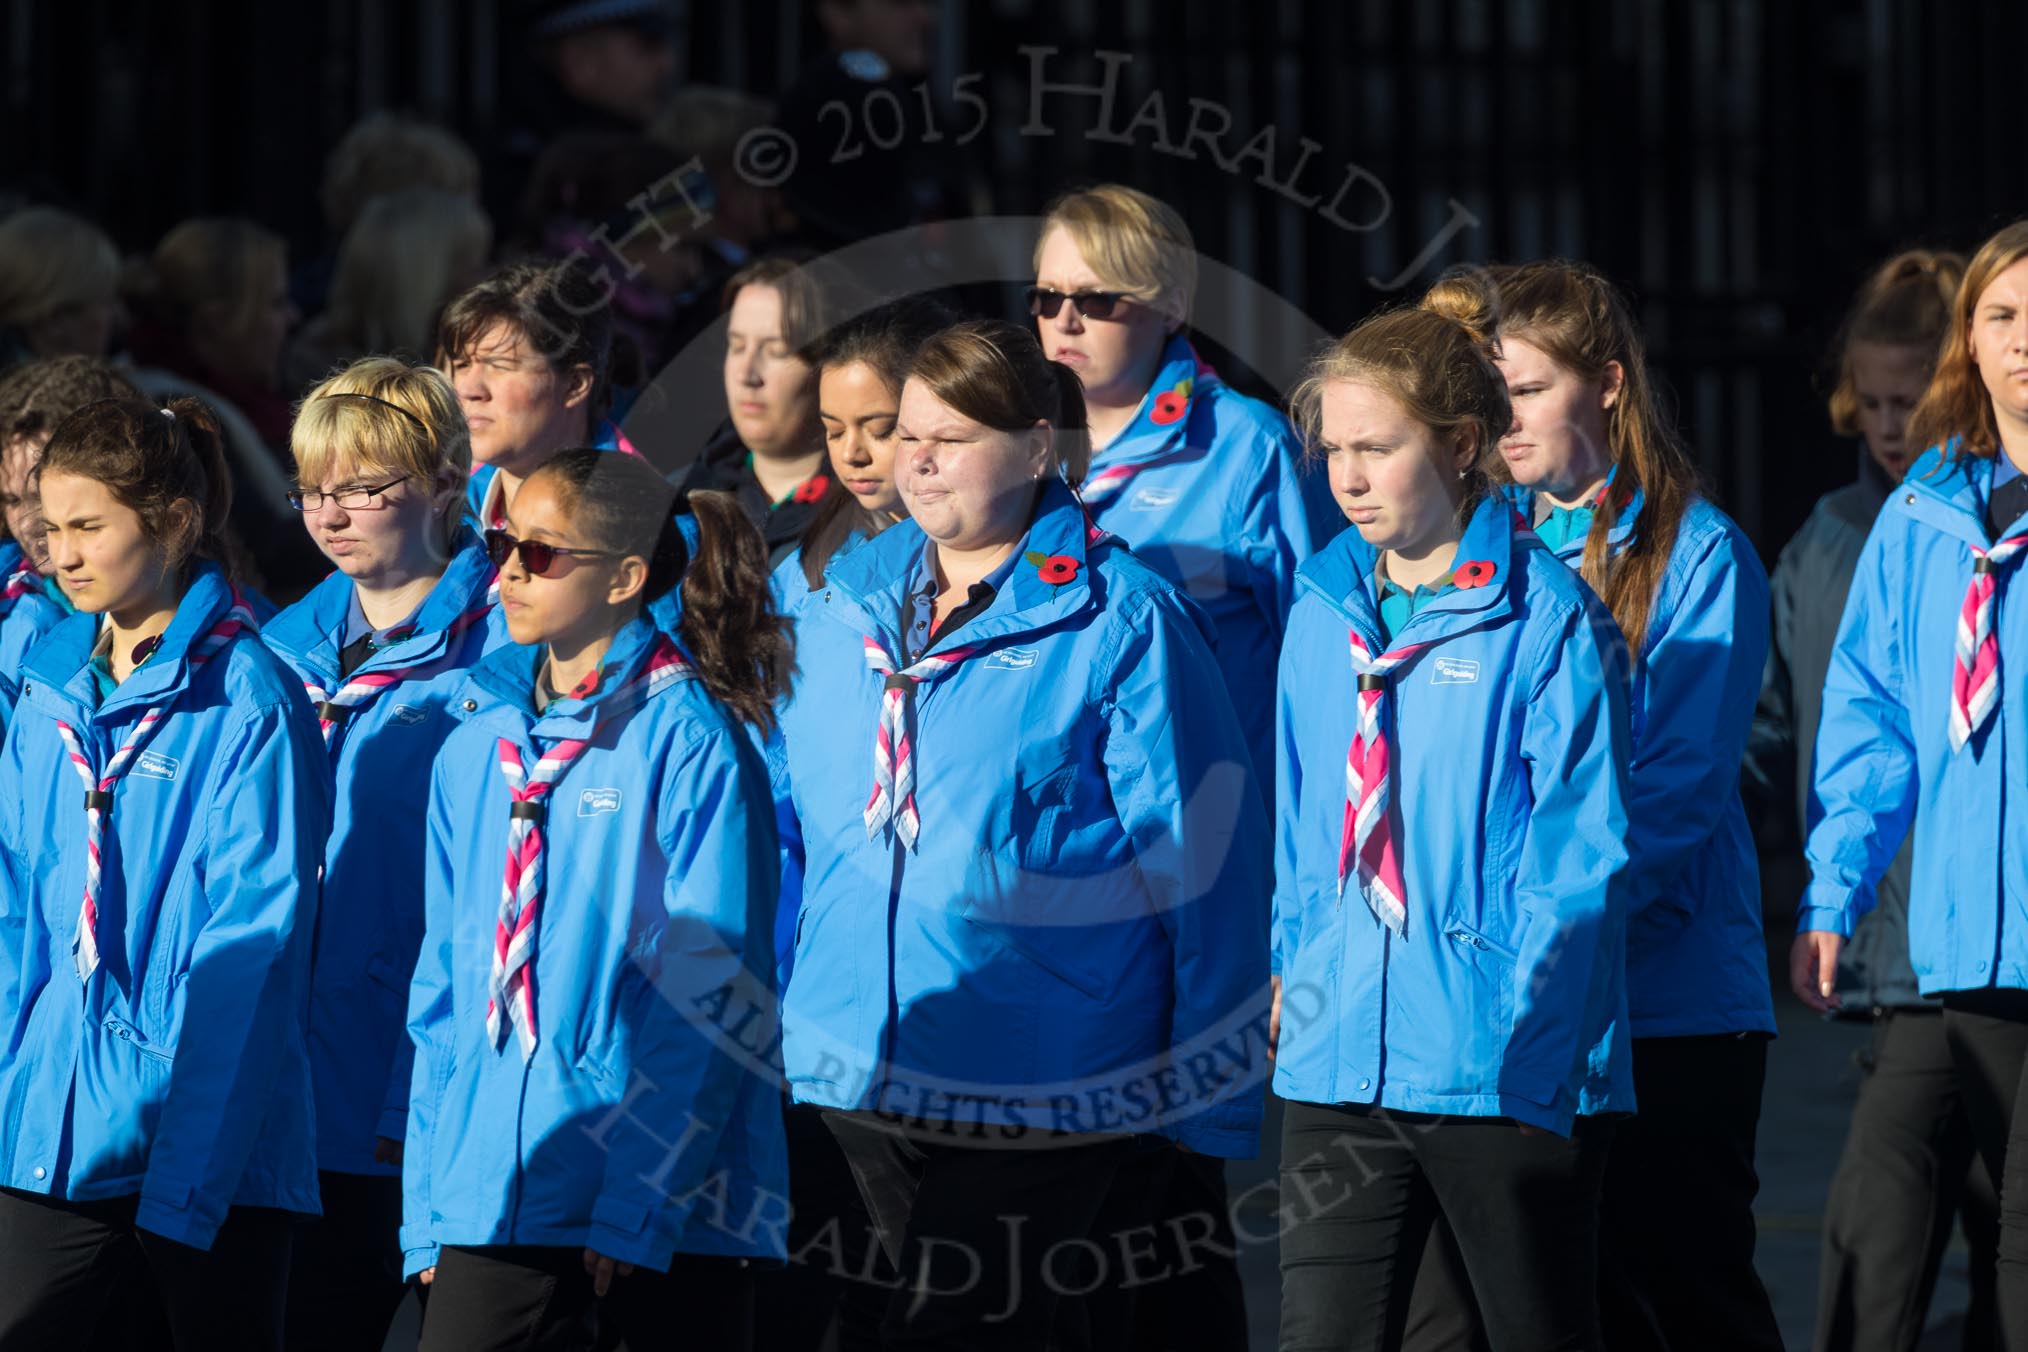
[262,356,499,1352]
[403,452,792,1352]
[0,395,330,1351]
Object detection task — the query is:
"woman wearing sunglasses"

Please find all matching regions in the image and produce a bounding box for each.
[404,453,789,1351]
[262,357,501,1352]
[1031,185,1329,1347]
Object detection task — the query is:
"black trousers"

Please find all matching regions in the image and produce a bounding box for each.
[752,1099,891,1352]
[1595,1032,1783,1352]
[283,1170,411,1352]
[416,1244,753,1352]
[0,1186,294,1352]
[823,1109,1132,1350]
[1941,989,2028,1349]
[1816,1007,1999,1352]
[1277,1098,1613,1352]
[1070,1137,1248,1352]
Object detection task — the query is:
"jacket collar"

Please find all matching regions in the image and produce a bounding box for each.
[1898,441,2001,549]
[1089,334,1219,471]
[1502,469,1639,560]
[25,562,245,719]
[461,613,682,743]
[265,529,496,685]
[1297,495,1528,650]
[823,479,1102,656]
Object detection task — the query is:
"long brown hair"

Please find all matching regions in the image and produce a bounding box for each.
[1444,260,1697,655]
[1907,221,2028,462]
[1825,248,1964,437]
[526,450,793,731]
[797,296,954,590]
[40,395,238,579]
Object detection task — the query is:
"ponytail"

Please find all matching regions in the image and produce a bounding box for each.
[39,394,239,580]
[526,450,794,731]
[162,397,236,568]
[678,491,794,733]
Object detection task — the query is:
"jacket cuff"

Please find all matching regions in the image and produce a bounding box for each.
[1495,1073,1576,1137]
[134,1182,220,1252]
[402,1243,440,1280]
[1164,1111,1262,1160]
[376,1106,408,1144]
[1497,1093,1576,1138]
[587,1201,678,1274]
[1796,892,1857,938]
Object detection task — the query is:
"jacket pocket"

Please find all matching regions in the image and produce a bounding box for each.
[1444,922,1520,967]
[956,910,1107,1001]
[103,1015,175,1065]
[365,954,410,997]
[1630,891,1695,943]
[1439,924,1516,1091]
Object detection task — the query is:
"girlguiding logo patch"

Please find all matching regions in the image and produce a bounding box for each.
[577,788,623,817]
[131,751,180,782]
[1432,657,1480,685]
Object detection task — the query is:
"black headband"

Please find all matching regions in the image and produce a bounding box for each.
[317,391,430,435]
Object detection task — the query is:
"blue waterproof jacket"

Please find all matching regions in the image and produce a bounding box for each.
[773,481,1272,1158]
[402,617,787,1275]
[0,545,67,739]
[1270,498,1635,1135]
[1509,484,1776,1038]
[1081,336,1339,801]
[1802,444,2028,994]
[0,564,330,1248]
[263,532,503,1175]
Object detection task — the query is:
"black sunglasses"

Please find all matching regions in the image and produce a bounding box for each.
[1026,287,1127,322]
[483,528,620,578]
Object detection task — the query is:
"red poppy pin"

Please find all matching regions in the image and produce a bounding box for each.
[569,666,606,700]
[792,475,830,505]
[1149,377,1193,426]
[1025,550,1081,586]
[1452,559,1495,589]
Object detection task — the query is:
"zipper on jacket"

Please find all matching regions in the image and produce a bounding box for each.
[1445,925,1520,964]
[102,1016,173,1062]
